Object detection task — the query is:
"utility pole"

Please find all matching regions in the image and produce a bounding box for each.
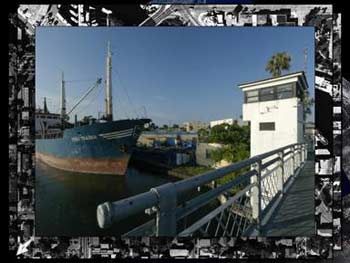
[60,71,66,127]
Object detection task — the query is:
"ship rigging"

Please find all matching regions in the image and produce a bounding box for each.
[35,41,152,175]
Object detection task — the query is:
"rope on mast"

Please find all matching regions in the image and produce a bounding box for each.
[66,78,102,116]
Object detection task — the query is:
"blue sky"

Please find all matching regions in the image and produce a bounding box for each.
[36,26,314,125]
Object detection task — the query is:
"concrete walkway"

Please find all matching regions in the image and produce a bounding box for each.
[261,159,315,236]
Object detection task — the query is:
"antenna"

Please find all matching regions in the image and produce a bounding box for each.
[303,48,308,75]
[142,105,147,118]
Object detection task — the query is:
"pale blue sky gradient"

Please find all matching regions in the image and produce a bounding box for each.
[36,26,314,125]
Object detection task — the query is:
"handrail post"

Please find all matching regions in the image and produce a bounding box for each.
[257,160,262,234]
[295,145,299,168]
[306,143,308,160]
[300,144,304,164]
[251,159,262,234]
[292,145,296,175]
[300,144,303,164]
[278,151,285,195]
[150,182,177,236]
[97,143,305,234]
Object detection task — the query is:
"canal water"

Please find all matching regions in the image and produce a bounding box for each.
[35,160,179,236]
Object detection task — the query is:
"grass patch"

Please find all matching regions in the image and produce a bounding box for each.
[170,165,249,196]
[170,165,213,177]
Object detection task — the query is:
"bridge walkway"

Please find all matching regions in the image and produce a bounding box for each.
[260,157,315,236]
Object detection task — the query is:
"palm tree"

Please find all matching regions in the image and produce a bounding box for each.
[301,89,315,120]
[265,52,291,77]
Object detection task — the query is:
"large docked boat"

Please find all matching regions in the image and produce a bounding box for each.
[35,42,151,175]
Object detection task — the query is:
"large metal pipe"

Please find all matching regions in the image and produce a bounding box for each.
[97,191,158,229]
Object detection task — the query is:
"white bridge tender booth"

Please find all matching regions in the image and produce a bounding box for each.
[238,71,309,222]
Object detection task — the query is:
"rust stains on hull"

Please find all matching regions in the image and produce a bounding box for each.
[36,152,130,175]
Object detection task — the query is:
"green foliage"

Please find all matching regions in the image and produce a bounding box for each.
[216,171,238,188]
[210,148,224,163]
[215,169,250,195]
[198,128,210,142]
[170,124,250,195]
[171,165,246,195]
[171,165,213,176]
[207,123,250,163]
[265,52,291,77]
[208,123,249,145]
[205,123,250,194]
[300,88,315,120]
[265,52,313,119]
[198,128,209,137]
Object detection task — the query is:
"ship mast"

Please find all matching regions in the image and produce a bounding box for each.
[43,97,48,113]
[60,71,66,126]
[105,41,113,121]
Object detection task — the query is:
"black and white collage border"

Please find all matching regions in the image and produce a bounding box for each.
[332,12,341,250]
[8,4,344,259]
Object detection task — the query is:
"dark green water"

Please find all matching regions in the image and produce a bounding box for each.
[35,160,178,236]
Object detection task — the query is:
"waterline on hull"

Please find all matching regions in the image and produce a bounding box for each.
[36,152,130,175]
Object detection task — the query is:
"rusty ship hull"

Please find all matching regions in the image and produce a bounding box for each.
[35,119,150,175]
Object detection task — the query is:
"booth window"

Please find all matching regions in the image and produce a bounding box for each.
[259,122,275,131]
[259,87,275,101]
[276,83,294,99]
[245,90,259,103]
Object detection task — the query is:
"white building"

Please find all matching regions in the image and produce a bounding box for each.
[210,118,247,128]
[210,118,235,128]
[182,121,209,132]
[239,71,308,157]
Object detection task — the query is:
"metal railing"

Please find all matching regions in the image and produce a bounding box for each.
[96,143,307,237]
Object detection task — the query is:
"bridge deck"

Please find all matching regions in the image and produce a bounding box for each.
[261,158,315,236]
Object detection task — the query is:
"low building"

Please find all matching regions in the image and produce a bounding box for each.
[182,121,209,132]
[137,131,198,148]
[210,118,248,128]
[132,147,195,169]
[195,143,223,167]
